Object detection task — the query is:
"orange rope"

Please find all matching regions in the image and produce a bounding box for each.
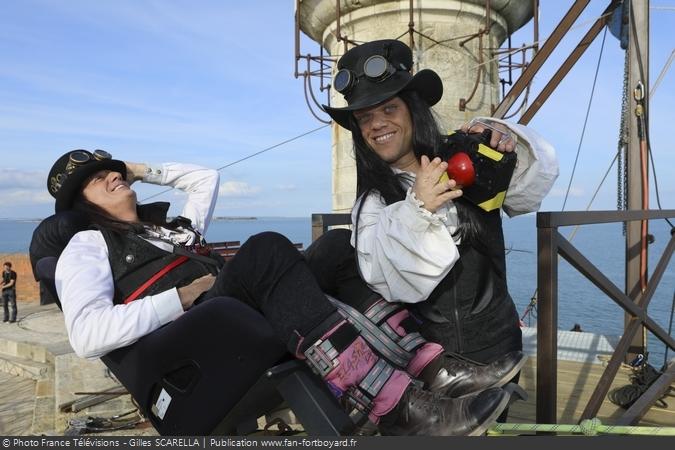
[639,130,649,293]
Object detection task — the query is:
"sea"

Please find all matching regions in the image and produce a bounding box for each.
[1,214,672,367]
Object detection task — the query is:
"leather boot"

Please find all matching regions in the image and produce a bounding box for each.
[378,383,510,436]
[419,351,527,398]
[358,299,526,398]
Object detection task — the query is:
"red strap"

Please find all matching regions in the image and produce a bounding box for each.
[124,255,190,304]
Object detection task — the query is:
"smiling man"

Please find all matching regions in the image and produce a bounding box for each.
[315,40,559,423]
[352,97,415,170]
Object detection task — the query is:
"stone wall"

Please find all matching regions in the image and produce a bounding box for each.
[0,253,40,303]
[299,0,534,213]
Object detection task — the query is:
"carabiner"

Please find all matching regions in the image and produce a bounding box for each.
[633,81,645,102]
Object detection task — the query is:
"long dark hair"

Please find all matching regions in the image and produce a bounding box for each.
[350,89,484,243]
[72,194,146,234]
[352,90,439,204]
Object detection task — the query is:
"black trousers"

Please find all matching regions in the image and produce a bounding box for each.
[304,228,378,312]
[2,289,17,322]
[203,231,341,353]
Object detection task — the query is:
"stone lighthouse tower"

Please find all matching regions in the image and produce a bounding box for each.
[298,0,533,213]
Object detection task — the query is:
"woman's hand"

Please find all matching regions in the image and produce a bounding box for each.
[461,119,516,153]
[124,162,148,184]
[177,274,216,310]
[413,155,463,213]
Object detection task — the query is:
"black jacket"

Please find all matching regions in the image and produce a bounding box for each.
[99,229,220,305]
[414,207,522,363]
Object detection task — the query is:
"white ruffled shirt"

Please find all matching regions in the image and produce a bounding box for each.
[55,163,219,359]
[351,120,559,304]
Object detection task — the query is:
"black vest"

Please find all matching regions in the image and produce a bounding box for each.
[99,229,219,305]
[414,207,521,363]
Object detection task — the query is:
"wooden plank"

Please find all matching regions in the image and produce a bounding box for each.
[0,372,35,435]
[536,226,559,423]
[505,358,675,427]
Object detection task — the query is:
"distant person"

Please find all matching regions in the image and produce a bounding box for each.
[42,149,514,436]
[571,324,583,332]
[1,261,18,323]
[314,39,558,401]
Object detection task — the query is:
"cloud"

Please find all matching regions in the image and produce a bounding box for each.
[276,184,297,192]
[0,169,52,211]
[0,168,46,190]
[548,186,585,198]
[218,181,261,198]
[0,189,53,206]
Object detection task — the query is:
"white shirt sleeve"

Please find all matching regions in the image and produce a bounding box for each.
[56,230,184,359]
[474,117,559,217]
[350,189,459,304]
[142,163,220,234]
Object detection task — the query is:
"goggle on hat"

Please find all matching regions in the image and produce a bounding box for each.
[47,149,127,212]
[323,39,443,129]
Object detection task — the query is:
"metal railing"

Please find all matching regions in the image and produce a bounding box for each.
[536,209,675,425]
[311,213,351,242]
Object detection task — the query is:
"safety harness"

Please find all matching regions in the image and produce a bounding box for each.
[302,296,430,425]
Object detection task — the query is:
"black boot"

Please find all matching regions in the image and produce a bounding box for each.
[420,351,527,398]
[378,383,510,436]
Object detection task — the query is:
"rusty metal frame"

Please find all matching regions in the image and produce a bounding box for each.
[459,33,486,111]
[517,0,621,124]
[493,0,593,119]
[296,0,527,118]
[296,0,622,123]
[536,209,675,424]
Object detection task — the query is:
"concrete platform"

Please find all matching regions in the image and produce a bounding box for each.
[521,327,616,364]
[0,302,152,436]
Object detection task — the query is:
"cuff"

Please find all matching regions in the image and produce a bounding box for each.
[150,288,184,324]
[405,188,447,226]
[142,163,167,185]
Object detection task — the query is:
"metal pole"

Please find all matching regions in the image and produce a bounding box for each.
[625,0,650,362]
[294,0,300,78]
[536,214,559,424]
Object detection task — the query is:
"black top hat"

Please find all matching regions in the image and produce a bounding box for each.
[323,39,443,129]
[48,149,127,212]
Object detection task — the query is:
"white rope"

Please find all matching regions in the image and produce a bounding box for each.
[651,49,675,97]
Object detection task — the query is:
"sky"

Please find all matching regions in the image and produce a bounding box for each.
[0,0,673,220]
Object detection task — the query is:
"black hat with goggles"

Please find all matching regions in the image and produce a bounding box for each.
[48,149,127,212]
[323,39,443,129]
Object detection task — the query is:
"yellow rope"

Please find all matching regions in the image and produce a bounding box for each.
[488,418,675,436]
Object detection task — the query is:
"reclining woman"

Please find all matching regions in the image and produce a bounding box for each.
[46,149,516,435]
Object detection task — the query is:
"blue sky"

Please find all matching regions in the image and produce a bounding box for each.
[0,1,673,220]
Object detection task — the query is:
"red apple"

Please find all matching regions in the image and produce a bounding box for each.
[446,152,475,187]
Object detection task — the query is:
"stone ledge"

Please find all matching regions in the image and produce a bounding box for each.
[0,337,51,363]
[0,351,52,380]
[33,377,55,435]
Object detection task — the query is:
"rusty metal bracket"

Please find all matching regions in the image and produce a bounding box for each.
[493,0,593,119]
